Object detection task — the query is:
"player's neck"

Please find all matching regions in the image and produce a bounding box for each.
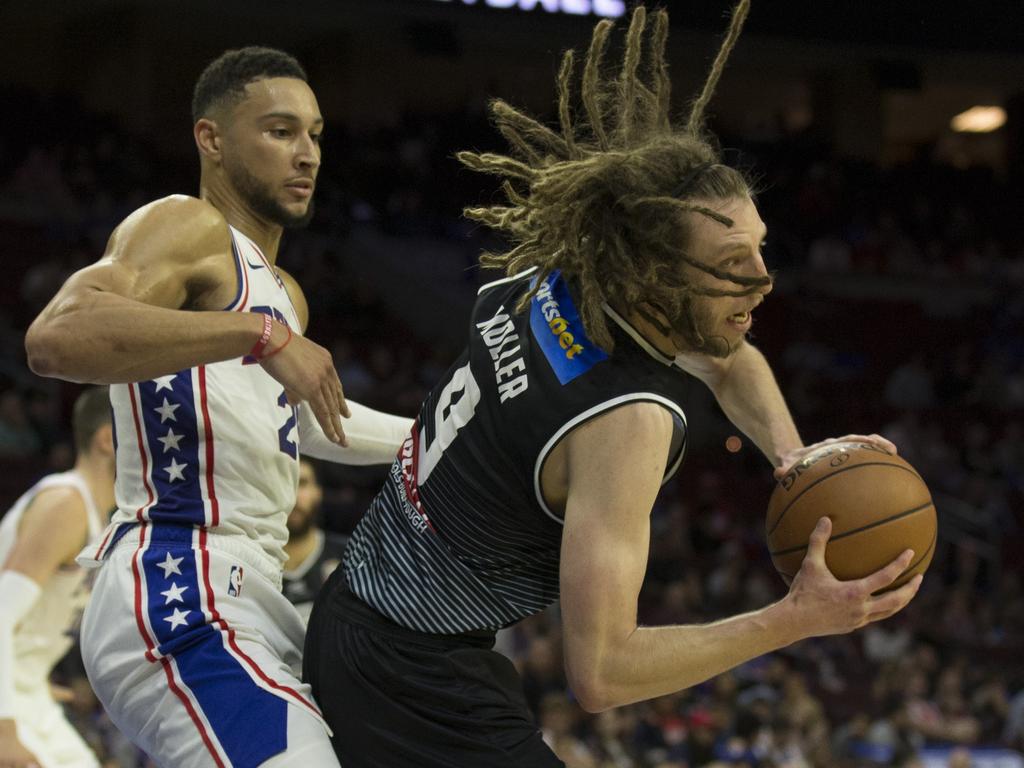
[283,527,321,571]
[199,186,283,264]
[74,454,116,518]
[616,303,680,358]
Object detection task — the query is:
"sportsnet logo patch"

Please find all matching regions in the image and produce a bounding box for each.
[530,270,608,384]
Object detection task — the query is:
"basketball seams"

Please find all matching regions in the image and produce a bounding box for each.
[767,461,924,536]
[769,501,934,557]
[774,530,935,589]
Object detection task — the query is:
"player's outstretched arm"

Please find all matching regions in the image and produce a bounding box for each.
[674,343,897,473]
[25,196,348,443]
[25,196,264,383]
[0,487,89,766]
[674,341,801,465]
[297,401,412,465]
[558,402,921,713]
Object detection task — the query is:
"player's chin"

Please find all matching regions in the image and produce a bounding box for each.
[279,200,315,229]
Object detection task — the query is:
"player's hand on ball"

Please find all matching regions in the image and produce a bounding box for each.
[784,517,922,638]
[774,434,897,480]
[0,729,42,768]
[258,322,351,445]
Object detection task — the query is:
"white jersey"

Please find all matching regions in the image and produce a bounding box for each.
[0,470,103,689]
[87,225,302,569]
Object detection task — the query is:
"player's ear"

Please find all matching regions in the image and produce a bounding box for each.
[194,118,223,163]
[92,423,115,458]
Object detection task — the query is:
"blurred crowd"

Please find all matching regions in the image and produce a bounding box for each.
[0,87,1022,767]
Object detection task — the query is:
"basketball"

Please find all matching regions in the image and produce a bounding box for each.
[766,442,936,590]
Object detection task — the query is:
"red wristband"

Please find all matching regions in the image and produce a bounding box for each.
[249,313,274,359]
[260,324,293,361]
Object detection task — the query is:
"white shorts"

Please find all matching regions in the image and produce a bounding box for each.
[12,687,99,768]
[79,523,340,768]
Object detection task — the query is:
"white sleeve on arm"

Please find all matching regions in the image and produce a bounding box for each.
[298,400,413,466]
[0,570,42,718]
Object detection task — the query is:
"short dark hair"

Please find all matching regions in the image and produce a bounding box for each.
[192,46,307,123]
[72,386,111,455]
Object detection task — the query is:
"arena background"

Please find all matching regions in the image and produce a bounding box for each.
[1,1,1022,766]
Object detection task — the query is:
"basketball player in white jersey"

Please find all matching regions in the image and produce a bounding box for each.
[25,47,412,767]
[0,387,114,768]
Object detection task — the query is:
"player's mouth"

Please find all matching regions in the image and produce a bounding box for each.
[284,179,314,199]
[727,311,752,332]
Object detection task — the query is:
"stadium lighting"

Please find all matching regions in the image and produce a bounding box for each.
[428,0,626,18]
[950,106,1007,133]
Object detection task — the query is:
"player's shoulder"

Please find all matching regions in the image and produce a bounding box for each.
[109,195,232,261]
[21,483,90,534]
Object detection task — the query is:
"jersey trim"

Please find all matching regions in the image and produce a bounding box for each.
[602,303,678,367]
[127,383,156,522]
[197,366,220,528]
[222,235,249,312]
[532,392,688,524]
[476,266,538,295]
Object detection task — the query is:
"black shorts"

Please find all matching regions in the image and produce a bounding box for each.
[304,569,565,768]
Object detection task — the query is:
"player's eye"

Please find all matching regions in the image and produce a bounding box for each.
[270,128,292,139]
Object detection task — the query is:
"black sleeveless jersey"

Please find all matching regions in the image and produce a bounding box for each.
[282,530,348,623]
[343,268,698,633]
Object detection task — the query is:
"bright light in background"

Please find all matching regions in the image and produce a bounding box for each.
[950,106,1007,133]
[429,0,626,18]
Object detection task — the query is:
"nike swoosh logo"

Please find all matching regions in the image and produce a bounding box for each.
[245,259,265,270]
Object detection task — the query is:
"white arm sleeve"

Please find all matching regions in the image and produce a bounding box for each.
[0,570,42,718]
[298,400,413,466]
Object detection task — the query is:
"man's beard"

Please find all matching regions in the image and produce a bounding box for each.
[675,298,739,359]
[287,508,316,537]
[227,159,314,229]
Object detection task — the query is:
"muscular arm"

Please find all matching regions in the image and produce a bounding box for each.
[26,196,348,442]
[674,341,800,466]
[25,196,266,383]
[558,402,920,713]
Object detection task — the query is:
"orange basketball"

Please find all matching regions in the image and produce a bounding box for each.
[766,442,936,590]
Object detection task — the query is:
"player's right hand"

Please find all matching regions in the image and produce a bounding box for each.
[782,516,922,639]
[258,323,350,445]
[0,729,42,768]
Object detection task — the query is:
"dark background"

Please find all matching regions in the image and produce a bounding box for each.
[1,2,1022,766]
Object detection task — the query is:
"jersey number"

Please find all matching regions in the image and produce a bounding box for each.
[418,362,481,483]
[277,391,298,459]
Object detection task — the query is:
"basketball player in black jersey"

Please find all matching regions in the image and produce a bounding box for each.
[305,4,921,766]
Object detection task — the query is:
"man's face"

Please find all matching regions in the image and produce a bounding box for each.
[220,77,322,228]
[672,195,772,358]
[287,460,323,536]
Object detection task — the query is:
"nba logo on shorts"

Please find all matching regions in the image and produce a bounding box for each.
[228,565,244,597]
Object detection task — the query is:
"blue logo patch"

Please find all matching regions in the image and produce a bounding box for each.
[530,271,608,384]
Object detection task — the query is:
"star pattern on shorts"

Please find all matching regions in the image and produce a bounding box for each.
[152,375,177,393]
[163,607,191,632]
[157,427,183,453]
[160,582,188,605]
[157,552,183,578]
[154,398,180,423]
[164,458,187,483]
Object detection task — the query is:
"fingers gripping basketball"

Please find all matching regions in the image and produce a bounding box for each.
[767,442,937,590]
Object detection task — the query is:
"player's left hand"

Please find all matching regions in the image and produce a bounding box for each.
[774,434,897,480]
